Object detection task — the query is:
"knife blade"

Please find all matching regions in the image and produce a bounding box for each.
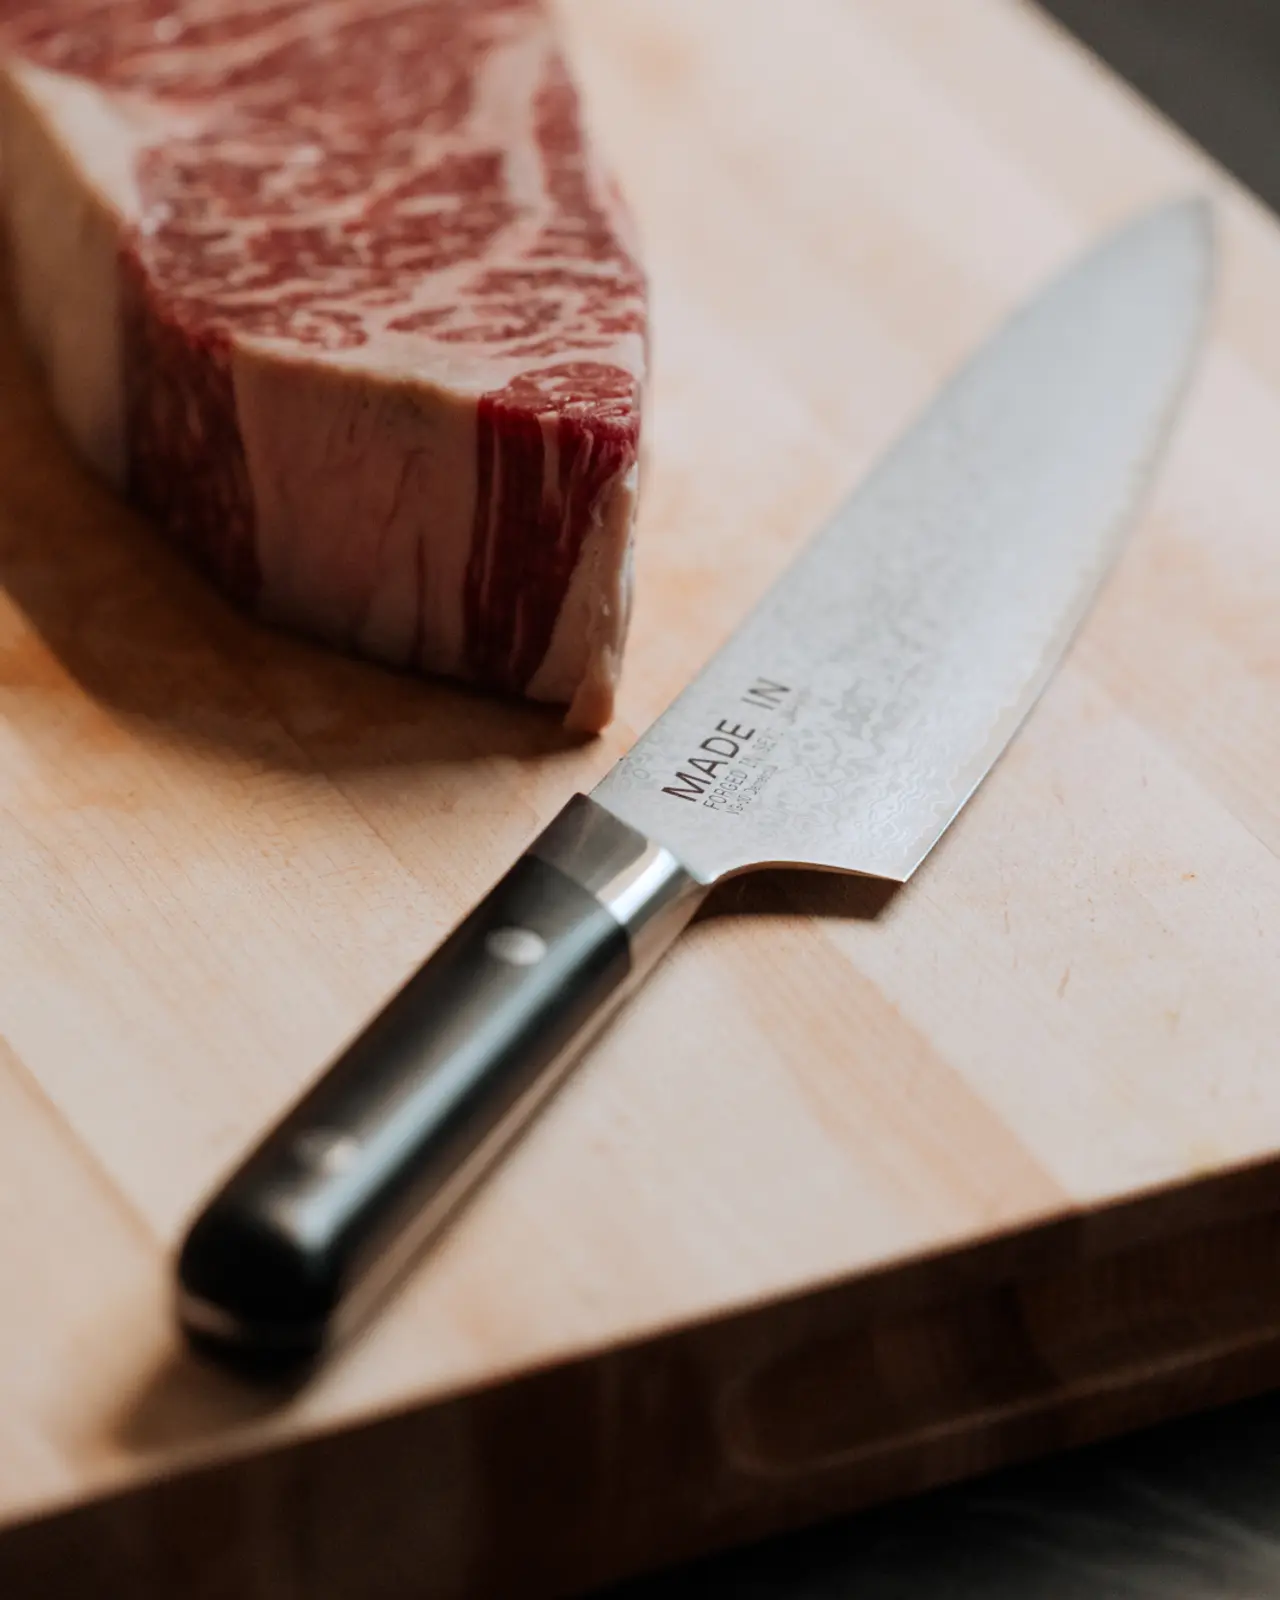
[177,199,1214,1370]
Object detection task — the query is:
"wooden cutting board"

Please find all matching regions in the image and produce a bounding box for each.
[3,0,1280,1593]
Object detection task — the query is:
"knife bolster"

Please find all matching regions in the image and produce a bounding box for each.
[531,793,706,978]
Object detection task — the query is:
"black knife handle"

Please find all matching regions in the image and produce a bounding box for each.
[177,795,703,1371]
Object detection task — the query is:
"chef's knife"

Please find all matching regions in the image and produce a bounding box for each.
[178,200,1214,1370]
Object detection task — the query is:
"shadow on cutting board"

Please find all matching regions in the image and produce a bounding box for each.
[700,869,901,924]
[0,282,585,776]
[111,1347,304,1454]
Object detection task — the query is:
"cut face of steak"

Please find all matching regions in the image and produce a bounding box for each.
[0,0,646,729]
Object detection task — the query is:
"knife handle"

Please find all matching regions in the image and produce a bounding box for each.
[176,795,704,1370]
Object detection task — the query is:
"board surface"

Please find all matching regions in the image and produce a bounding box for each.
[3,0,1280,1592]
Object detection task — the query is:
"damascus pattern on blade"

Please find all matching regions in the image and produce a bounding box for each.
[595,203,1212,883]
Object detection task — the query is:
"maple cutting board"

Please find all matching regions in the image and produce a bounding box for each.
[3,0,1280,1594]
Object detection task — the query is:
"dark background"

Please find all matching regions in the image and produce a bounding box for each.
[1042,0,1280,216]
[595,3,1280,1593]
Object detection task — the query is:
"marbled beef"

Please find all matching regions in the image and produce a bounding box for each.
[0,0,645,729]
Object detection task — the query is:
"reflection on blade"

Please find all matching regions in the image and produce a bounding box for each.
[595,200,1213,884]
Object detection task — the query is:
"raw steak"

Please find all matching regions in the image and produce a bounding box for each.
[0,0,646,729]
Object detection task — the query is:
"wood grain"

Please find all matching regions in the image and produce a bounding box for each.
[2,0,1280,1591]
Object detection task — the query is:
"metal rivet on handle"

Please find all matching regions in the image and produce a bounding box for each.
[295,1130,362,1176]
[485,926,548,966]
